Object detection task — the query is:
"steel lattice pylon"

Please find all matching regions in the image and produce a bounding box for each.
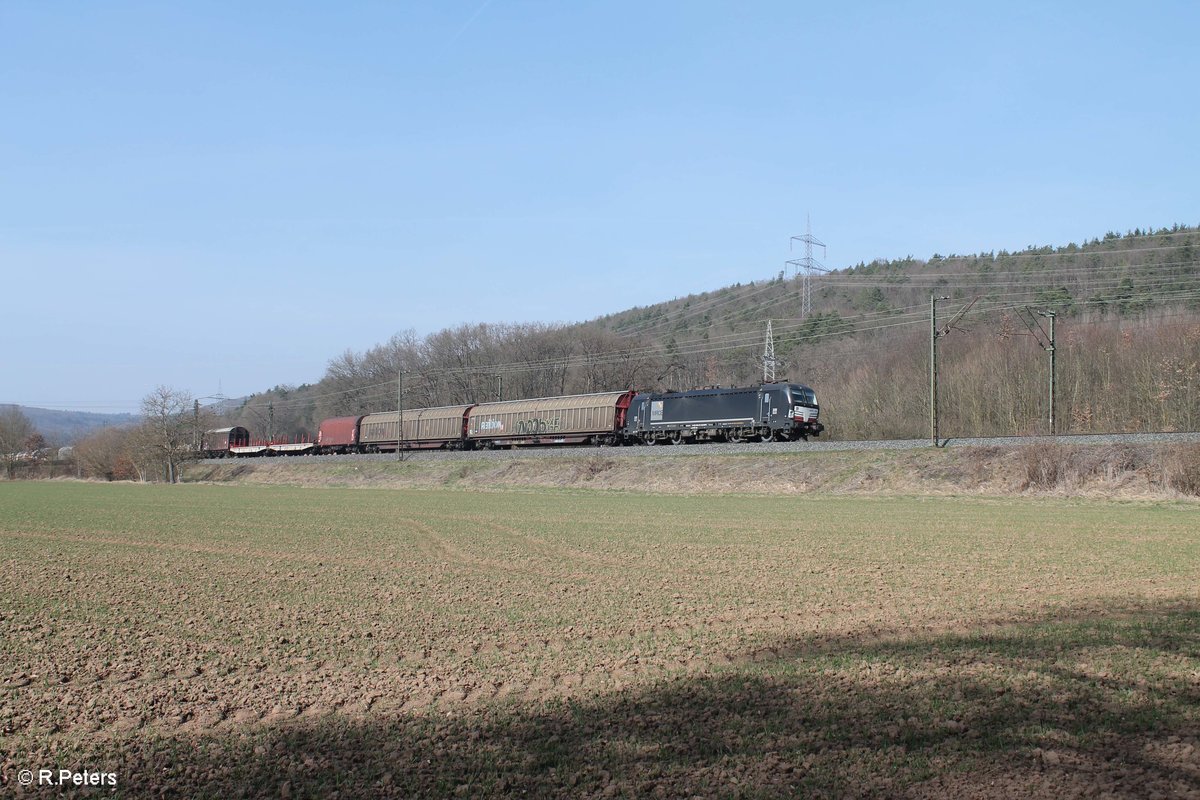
[785,216,828,319]
[762,319,780,383]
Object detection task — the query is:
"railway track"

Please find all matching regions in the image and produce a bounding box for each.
[200,430,1200,465]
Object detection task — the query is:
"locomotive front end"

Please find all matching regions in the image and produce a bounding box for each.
[788,384,824,438]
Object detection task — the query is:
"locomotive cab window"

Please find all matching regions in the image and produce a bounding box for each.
[790,386,816,406]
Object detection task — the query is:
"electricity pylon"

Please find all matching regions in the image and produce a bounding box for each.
[786,216,828,319]
[762,319,783,383]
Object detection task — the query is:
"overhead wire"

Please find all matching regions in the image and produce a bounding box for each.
[241,280,1200,411]
[609,253,1200,338]
[232,246,1200,411]
[26,235,1199,415]
[288,299,1200,414]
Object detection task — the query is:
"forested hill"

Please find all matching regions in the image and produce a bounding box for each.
[592,225,1200,345]
[218,224,1200,442]
[9,406,139,446]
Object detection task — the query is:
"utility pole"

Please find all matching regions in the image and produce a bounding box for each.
[1016,308,1059,436]
[1039,311,1056,435]
[930,294,946,446]
[1017,309,1056,434]
[394,367,411,462]
[496,374,502,402]
[929,295,978,446]
[193,399,200,452]
[268,402,274,444]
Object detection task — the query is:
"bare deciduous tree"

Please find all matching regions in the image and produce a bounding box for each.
[0,405,37,479]
[138,386,195,483]
[74,426,137,480]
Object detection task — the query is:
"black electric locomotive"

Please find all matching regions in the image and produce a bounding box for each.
[624,382,822,444]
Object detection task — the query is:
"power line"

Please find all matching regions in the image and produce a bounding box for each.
[247,292,1200,412]
[610,254,1200,338]
[67,291,1195,416]
[822,257,1200,284]
[234,279,1200,411]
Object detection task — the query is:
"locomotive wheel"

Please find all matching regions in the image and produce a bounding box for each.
[728,430,744,444]
[667,431,683,444]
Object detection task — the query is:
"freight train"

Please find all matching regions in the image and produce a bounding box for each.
[201,382,822,457]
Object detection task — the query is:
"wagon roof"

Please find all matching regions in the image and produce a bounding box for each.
[362,404,473,422]
[471,391,629,415]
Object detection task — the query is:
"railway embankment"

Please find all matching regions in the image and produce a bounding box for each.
[184,441,1200,500]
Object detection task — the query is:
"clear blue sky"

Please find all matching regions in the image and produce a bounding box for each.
[3,1,1197,412]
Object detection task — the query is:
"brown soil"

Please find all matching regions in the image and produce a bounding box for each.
[3,481,1198,798]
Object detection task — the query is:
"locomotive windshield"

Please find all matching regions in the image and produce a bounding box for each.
[789,385,817,406]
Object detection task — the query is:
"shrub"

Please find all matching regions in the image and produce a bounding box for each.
[1018,443,1071,490]
[1164,444,1200,496]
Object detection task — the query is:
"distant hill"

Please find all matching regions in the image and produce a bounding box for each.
[5,405,139,445]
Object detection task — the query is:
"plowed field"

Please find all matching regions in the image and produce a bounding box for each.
[2,482,1199,798]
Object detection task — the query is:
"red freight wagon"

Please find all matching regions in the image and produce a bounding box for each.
[201,426,251,458]
[317,416,364,453]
